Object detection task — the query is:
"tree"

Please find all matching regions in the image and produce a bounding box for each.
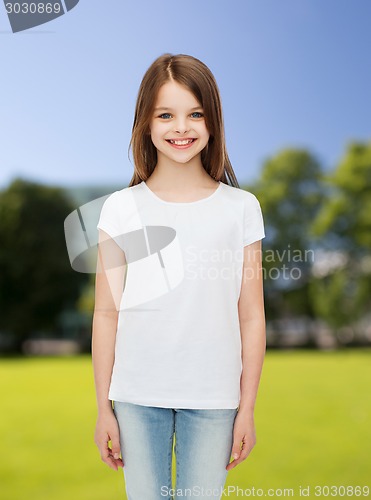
[309,141,371,332]
[0,178,89,349]
[247,148,324,321]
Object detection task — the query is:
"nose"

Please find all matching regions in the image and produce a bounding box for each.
[174,117,189,135]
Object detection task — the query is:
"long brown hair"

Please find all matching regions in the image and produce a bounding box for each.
[127,53,240,188]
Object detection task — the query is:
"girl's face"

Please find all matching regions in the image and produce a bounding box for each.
[149,80,210,166]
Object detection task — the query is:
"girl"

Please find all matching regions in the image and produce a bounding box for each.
[92,53,266,499]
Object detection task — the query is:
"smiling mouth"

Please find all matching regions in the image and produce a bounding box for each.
[166,139,196,146]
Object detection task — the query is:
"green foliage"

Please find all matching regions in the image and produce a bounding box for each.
[312,141,371,250]
[256,148,323,248]
[309,266,371,329]
[246,149,324,320]
[309,141,371,327]
[76,274,96,316]
[244,141,371,330]
[0,178,88,341]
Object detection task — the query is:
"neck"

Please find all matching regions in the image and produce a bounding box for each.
[148,153,215,189]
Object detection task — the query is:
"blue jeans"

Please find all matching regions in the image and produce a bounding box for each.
[113,401,238,499]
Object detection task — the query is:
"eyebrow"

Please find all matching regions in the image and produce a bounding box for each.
[154,106,203,111]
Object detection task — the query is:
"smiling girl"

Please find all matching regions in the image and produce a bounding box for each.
[92,53,266,500]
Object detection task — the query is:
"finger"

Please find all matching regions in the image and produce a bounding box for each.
[225,448,240,471]
[225,453,244,471]
[101,449,118,470]
[98,437,123,471]
[101,448,123,471]
[107,445,124,467]
[109,434,122,461]
[226,441,250,471]
[230,439,243,461]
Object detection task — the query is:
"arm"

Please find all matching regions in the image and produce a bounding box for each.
[92,229,127,470]
[226,239,266,470]
[238,238,266,413]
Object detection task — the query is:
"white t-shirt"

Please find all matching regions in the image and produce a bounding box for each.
[96,180,265,409]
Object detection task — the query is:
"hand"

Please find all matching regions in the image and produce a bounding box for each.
[226,409,256,471]
[94,409,124,471]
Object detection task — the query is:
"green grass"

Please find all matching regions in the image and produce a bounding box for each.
[0,349,370,499]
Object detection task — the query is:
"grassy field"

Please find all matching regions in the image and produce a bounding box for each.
[0,349,370,499]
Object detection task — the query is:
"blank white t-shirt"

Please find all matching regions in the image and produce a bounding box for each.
[96,180,265,409]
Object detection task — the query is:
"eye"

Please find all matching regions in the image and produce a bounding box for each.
[191,112,204,118]
[159,113,172,119]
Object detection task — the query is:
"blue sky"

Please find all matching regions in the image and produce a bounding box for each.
[0,0,370,189]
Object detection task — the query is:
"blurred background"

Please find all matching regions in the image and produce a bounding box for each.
[0,1,370,499]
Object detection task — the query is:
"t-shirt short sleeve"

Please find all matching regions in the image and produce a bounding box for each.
[96,191,120,238]
[243,192,265,246]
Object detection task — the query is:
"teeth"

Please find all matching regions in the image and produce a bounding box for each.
[169,139,194,145]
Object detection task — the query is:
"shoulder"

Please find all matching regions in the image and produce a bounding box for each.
[101,184,138,209]
[221,182,261,208]
[97,184,144,236]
